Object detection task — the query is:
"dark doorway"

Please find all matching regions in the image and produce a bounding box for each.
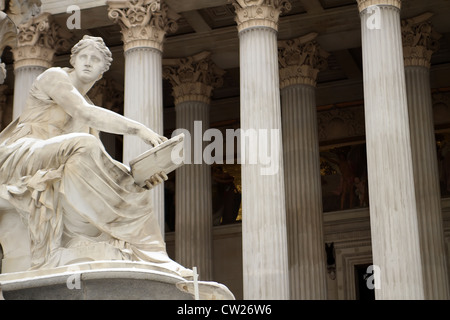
[354,263,376,300]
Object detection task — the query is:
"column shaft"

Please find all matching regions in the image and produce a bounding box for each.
[163,51,224,281]
[13,66,46,119]
[123,47,164,234]
[282,84,327,299]
[405,65,450,299]
[360,4,424,299]
[175,101,213,280]
[239,26,289,299]
[108,0,180,237]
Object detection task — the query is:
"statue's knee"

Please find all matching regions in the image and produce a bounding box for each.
[72,135,101,157]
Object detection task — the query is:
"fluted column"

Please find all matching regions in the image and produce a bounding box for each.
[357,0,424,299]
[107,0,179,235]
[230,0,291,300]
[402,13,449,300]
[12,13,59,119]
[163,52,225,280]
[278,34,329,299]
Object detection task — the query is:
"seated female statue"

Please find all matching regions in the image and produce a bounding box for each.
[0,35,191,277]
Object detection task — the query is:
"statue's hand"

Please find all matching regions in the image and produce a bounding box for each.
[145,172,168,189]
[140,127,168,147]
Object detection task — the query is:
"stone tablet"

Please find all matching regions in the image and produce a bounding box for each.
[130,133,185,187]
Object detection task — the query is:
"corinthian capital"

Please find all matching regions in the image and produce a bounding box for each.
[107,0,179,52]
[229,0,291,32]
[278,33,329,88]
[356,0,401,13]
[402,13,441,68]
[163,52,226,105]
[12,12,70,69]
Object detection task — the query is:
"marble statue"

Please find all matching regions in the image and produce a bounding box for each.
[0,35,192,278]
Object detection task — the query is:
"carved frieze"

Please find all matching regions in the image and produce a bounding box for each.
[163,52,225,105]
[228,0,291,32]
[107,0,179,52]
[317,106,366,142]
[402,13,441,68]
[278,33,329,88]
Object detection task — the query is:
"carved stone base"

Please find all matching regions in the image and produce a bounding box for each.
[0,261,235,300]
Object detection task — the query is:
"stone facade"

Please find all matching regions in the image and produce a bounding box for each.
[1,0,450,300]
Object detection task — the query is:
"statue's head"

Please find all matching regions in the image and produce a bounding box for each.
[70,35,113,75]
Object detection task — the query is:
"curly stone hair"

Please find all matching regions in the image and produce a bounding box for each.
[70,35,113,74]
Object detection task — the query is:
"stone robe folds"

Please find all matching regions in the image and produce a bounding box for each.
[0,67,188,276]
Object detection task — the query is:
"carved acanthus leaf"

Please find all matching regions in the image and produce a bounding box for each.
[228,0,291,31]
[12,12,70,69]
[163,52,226,104]
[107,0,179,51]
[278,34,329,87]
[401,13,441,68]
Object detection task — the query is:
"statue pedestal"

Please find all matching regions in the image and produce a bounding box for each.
[0,261,235,300]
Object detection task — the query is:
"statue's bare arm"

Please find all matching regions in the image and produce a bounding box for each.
[39,68,166,147]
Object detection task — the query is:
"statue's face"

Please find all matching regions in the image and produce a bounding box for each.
[72,45,105,83]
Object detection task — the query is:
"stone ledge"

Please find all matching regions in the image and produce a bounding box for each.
[0,261,235,300]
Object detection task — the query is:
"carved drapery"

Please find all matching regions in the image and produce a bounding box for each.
[228,0,291,32]
[107,0,179,52]
[402,13,441,68]
[278,33,329,88]
[163,52,225,105]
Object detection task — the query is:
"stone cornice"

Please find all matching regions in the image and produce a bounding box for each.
[402,13,441,68]
[163,51,226,105]
[228,0,292,32]
[12,12,69,70]
[278,33,329,88]
[107,0,179,52]
[356,0,401,13]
